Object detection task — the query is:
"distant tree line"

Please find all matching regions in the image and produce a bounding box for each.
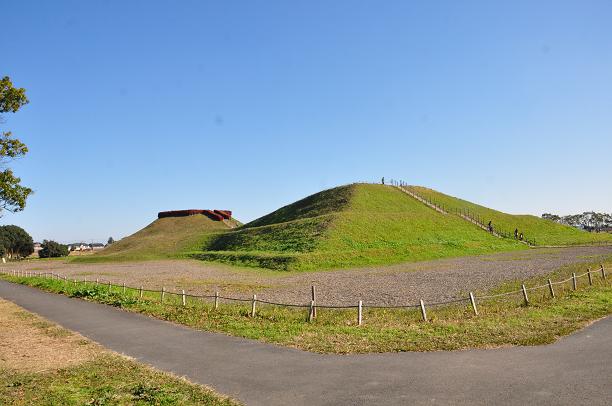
[0,225,72,259]
[542,212,612,232]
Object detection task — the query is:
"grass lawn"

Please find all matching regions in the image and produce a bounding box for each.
[0,299,238,406]
[3,257,610,354]
[406,185,612,247]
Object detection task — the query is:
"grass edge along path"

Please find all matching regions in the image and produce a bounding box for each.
[1,260,610,354]
[0,299,239,406]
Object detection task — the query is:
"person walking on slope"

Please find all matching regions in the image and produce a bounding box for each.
[514,228,519,239]
[519,232,524,241]
[488,221,493,233]
[381,177,385,185]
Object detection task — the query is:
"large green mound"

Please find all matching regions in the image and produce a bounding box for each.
[405,186,612,247]
[73,215,232,263]
[195,184,525,270]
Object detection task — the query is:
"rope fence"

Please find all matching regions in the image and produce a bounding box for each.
[0,263,607,325]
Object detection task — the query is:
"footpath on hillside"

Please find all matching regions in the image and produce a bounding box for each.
[0,281,610,406]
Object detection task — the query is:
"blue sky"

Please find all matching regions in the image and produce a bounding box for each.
[1,1,611,243]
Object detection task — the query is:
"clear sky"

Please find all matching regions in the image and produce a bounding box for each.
[1,1,611,243]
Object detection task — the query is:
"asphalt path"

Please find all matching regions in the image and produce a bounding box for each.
[1,281,610,405]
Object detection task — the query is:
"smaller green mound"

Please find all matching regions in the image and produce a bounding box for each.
[74,215,231,263]
[406,186,612,247]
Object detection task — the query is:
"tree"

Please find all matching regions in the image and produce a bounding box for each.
[107,236,115,245]
[0,76,32,215]
[38,240,69,258]
[0,224,34,258]
[541,213,561,222]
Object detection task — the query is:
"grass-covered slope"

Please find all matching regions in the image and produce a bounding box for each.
[193,185,354,269]
[74,215,231,263]
[406,186,612,247]
[196,184,524,270]
[207,185,353,253]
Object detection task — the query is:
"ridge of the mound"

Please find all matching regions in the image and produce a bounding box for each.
[243,185,354,228]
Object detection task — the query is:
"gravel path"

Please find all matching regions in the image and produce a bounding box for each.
[8,245,612,306]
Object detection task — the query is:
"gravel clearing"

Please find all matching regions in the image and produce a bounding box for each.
[7,245,612,306]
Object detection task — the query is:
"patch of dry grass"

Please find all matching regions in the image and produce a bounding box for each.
[0,299,239,405]
[0,299,99,373]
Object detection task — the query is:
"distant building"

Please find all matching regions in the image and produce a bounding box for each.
[68,242,105,252]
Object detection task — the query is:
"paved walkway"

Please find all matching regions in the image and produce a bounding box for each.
[1,281,610,405]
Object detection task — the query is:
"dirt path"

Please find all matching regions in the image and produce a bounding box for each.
[1,282,610,406]
[8,245,612,306]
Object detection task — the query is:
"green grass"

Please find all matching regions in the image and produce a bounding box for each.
[201,184,525,270]
[1,354,238,405]
[72,215,231,263]
[4,257,610,354]
[406,185,612,247]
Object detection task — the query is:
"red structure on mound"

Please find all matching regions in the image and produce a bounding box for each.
[157,209,232,221]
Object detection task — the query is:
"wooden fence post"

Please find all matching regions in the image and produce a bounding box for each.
[572,273,577,290]
[182,290,186,306]
[419,299,427,321]
[521,284,529,305]
[601,264,606,280]
[548,279,555,298]
[587,268,593,286]
[108,281,112,292]
[251,294,257,317]
[96,278,99,286]
[469,292,478,315]
[161,287,165,303]
[311,285,317,318]
[214,291,219,310]
[139,286,143,299]
[309,300,315,322]
[358,300,363,326]
[123,282,126,294]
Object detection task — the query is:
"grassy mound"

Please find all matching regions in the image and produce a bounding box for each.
[406,186,612,247]
[74,215,231,263]
[80,183,610,270]
[199,184,524,270]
